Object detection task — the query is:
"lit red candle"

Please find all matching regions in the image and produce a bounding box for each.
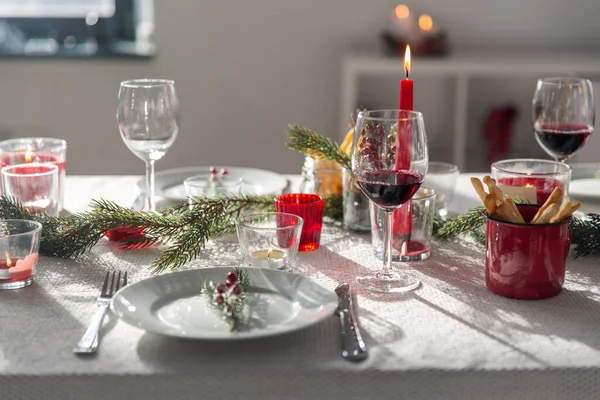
[0,252,37,282]
[393,45,414,238]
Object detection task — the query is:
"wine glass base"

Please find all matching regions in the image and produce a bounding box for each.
[355,270,420,293]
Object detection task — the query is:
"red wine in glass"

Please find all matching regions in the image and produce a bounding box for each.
[534,123,592,162]
[356,170,422,209]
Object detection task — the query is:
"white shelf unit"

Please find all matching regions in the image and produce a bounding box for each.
[340,53,600,170]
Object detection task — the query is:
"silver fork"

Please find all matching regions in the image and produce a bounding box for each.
[74,271,128,354]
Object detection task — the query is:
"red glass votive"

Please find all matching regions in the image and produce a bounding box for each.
[275,194,324,252]
[485,204,570,300]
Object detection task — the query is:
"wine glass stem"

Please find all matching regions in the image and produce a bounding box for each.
[145,160,156,212]
[383,209,394,272]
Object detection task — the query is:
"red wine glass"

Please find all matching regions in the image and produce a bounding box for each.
[533,78,594,163]
[352,110,428,293]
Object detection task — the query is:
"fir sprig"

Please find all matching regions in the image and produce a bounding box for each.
[201,268,250,331]
[0,194,344,274]
[286,125,352,171]
[569,215,600,258]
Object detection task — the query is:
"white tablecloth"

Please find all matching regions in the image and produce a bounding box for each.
[2,174,600,400]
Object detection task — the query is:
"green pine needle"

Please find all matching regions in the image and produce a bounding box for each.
[286,125,352,171]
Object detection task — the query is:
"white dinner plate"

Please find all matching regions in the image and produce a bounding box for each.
[569,163,600,204]
[110,268,338,340]
[136,166,289,201]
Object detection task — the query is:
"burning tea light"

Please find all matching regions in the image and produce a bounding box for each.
[250,248,287,270]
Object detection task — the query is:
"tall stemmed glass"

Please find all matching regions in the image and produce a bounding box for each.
[353,110,428,293]
[117,79,180,211]
[533,78,594,163]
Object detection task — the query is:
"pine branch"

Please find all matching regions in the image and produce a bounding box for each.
[324,193,344,222]
[570,215,600,258]
[434,206,486,241]
[286,125,352,171]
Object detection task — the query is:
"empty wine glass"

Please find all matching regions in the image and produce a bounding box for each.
[533,78,594,163]
[352,110,428,293]
[117,79,180,211]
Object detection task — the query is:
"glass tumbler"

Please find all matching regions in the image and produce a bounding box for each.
[423,162,459,217]
[0,138,67,210]
[0,219,42,290]
[236,212,303,272]
[370,187,436,262]
[2,163,59,216]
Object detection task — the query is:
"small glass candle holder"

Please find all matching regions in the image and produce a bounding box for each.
[235,212,303,272]
[2,163,59,216]
[491,159,571,205]
[0,138,67,210]
[485,204,570,299]
[184,176,243,197]
[370,187,436,262]
[0,220,42,289]
[274,194,324,252]
[423,162,459,217]
[342,168,371,233]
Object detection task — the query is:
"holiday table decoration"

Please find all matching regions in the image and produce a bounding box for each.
[201,268,249,331]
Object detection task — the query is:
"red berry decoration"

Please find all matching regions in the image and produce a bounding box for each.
[220,168,228,176]
[232,284,242,295]
[225,280,235,288]
[216,284,226,294]
[226,272,238,282]
[215,295,224,305]
[210,166,217,174]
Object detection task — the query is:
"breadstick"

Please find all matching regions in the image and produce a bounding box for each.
[531,187,563,223]
[494,204,517,223]
[549,199,572,224]
[533,203,559,224]
[505,197,525,223]
[483,194,497,216]
[471,178,488,203]
[483,176,505,207]
[563,202,581,220]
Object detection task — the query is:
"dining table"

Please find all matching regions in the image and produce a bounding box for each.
[2,173,600,400]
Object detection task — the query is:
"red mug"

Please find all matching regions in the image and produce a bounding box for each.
[485,204,570,300]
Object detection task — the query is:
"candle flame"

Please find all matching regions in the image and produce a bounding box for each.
[404,45,411,78]
[525,184,535,188]
[395,4,410,19]
[25,152,33,163]
[5,252,11,267]
[267,248,273,260]
[418,14,433,32]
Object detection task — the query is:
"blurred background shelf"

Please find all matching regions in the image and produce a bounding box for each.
[341,53,600,171]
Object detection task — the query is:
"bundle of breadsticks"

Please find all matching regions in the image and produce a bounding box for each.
[471,176,580,224]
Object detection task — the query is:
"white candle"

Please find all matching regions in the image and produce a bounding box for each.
[251,249,287,270]
[497,183,537,204]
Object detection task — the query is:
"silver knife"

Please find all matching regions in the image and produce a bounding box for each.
[335,283,368,361]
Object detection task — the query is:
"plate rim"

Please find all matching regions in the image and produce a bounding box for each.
[110,267,338,341]
[135,165,289,200]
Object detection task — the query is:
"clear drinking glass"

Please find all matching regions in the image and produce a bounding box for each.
[533,78,594,163]
[352,110,428,293]
[184,176,243,197]
[2,163,59,216]
[117,79,180,211]
[423,161,459,217]
[0,138,67,210]
[370,187,436,262]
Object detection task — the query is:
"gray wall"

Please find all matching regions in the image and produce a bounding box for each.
[2,0,599,174]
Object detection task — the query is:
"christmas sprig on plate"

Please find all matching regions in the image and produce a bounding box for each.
[201,268,250,331]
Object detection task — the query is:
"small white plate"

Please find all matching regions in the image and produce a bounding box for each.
[137,166,288,201]
[111,268,337,340]
[569,178,600,202]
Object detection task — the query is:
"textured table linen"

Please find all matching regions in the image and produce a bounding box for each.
[2,174,600,400]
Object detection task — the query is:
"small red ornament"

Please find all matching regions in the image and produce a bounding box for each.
[215,295,224,305]
[226,272,238,282]
[232,284,242,295]
[225,280,235,288]
[216,284,226,294]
